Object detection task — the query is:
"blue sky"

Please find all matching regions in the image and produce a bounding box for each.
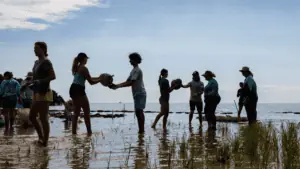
[0,0,299,103]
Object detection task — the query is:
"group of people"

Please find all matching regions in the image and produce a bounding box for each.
[0,41,258,147]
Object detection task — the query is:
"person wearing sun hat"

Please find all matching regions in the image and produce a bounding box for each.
[239,66,258,125]
[20,72,34,108]
[202,70,221,130]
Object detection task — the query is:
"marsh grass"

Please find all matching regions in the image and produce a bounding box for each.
[1,121,300,169]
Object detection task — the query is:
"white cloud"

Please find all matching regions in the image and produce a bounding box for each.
[0,42,6,44]
[0,0,109,30]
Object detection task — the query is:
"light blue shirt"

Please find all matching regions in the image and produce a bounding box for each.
[244,75,257,93]
[204,78,219,97]
[0,79,20,97]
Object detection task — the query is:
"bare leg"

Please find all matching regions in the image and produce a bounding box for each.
[81,96,92,135]
[162,103,169,130]
[3,109,9,131]
[189,110,194,125]
[72,98,81,135]
[29,101,43,142]
[39,102,50,146]
[151,104,164,128]
[198,111,203,127]
[9,108,15,129]
[136,110,145,134]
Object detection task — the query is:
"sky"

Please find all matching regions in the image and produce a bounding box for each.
[0,0,300,103]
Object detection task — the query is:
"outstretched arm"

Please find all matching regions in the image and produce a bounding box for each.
[181,83,191,88]
[82,67,102,85]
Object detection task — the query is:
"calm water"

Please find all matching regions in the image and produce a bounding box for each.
[0,103,299,169]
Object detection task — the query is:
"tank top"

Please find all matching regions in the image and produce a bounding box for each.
[72,73,86,86]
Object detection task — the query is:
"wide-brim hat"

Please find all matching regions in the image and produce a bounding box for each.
[239,66,251,72]
[202,70,215,77]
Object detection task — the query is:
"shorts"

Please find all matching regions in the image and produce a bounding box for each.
[159,97,169,104]
[33,90,53,102]
[69,83,86,99]
[133,94,146,110]
[2,95,17,108]
[189,100,203,112]
[22,99,32,108]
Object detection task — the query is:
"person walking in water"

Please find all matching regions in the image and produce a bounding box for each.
[29,42,56,147]
[0,71,21,131]
[70,53,103,135]
[20,72,34,108]
[110,53,147,134]
[237,82,244,122]
[202,71,221,130]
[239,66,258,125]
[151,69,176,130]
[182,71,204,127]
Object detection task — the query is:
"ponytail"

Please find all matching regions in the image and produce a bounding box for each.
[158,68,168,86]
[158,75,162,86]
[72,57,79,75]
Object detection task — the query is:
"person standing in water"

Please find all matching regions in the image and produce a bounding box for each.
[110,53,146,134]
[202,71,221,130]
[29,41,56,147]
[0,71,21,131]
[20,72,34,108]
[70,53,103,135]
[239,66,258,125]
[182,71,204,127]
[151,69,176,130]
[236,82,244,122]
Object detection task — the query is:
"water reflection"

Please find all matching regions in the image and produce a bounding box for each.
[68,136,91,169]
[133,134,147,169]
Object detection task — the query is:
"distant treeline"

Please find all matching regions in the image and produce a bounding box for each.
[14,78,64,106]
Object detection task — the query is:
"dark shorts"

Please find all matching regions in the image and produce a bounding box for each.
[22,99,32,108]
[69,83,86,99]
[2,95,17,109]
[189,100,203,112]
[159,97,169,104]
[133,94,146,110]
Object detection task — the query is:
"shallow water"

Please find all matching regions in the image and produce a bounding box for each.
[1,104,300,168]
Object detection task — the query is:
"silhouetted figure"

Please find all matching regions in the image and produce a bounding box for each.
[182,71,204,127]
[237,82,244,121]
[110,53,147,134]
[152,69,176,130]
[202,71,221,130]
[239,66,258,125]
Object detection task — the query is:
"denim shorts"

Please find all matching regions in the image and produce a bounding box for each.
[133,94,146,110]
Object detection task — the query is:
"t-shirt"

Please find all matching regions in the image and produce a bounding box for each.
[0,79,20,97]
[237,88,244,103]
[32,59,53,94]
[159,77,170,101]
[127,66,146,97]
[244,75,258,100]
[189,80,204,101]
[204,78,219,98]
[21,80,33,100]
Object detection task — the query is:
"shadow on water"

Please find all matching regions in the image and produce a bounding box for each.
[0,114,299,169]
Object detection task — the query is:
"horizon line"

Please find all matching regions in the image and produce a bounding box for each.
[89,102,300,104]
